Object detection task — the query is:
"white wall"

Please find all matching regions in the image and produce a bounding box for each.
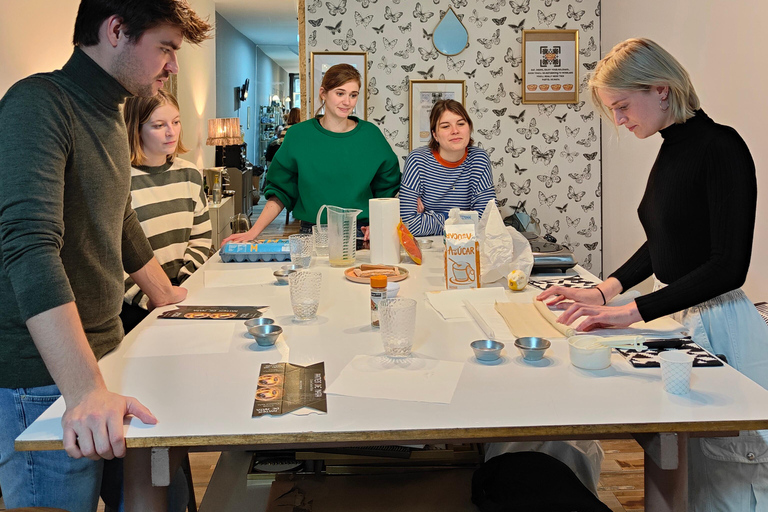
[0,0,217,169]
[0,1,79,94]
[602,1,768,300]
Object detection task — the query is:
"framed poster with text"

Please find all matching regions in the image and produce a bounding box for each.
[522,30,579,104]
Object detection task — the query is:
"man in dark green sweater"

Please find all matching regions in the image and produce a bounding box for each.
[0,1,211,510]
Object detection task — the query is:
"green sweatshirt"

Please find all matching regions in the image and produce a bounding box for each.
[0,48,155,388]
[264,117,400,223]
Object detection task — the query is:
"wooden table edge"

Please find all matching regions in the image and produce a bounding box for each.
[16,419,768,451]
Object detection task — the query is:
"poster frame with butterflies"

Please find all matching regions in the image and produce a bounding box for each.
[310,51,368,120]
[408,79,466,151]
[521,30,579,104]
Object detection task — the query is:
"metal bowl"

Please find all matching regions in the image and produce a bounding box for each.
[281,264,305,272]
[470,339,505,361]
[514,337,551,361]
[250,324,283,346]
[245,317,275,335]
[273,269,297,285]
[418,238,434,250]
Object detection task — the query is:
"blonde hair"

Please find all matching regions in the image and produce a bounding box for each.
[589,38,700,124]
[123,89,188,166]
[315,64,361,117]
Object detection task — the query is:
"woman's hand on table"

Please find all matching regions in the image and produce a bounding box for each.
[221,230,257,245]
[537,285,605,306]
[147,286,187,310]
[553,301,643,332]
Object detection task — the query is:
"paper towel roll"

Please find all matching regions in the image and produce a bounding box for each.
[369,198,401,265]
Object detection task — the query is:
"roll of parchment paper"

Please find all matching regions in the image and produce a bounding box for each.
[369,198,401,265]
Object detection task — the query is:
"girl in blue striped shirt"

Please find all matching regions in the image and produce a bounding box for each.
[400,99,496,236]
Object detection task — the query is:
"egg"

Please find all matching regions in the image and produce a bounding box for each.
[507,270,528,291]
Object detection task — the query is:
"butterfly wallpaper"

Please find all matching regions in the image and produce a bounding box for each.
[305,0,603,276]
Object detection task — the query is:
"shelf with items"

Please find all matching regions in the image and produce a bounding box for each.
[258,105,284,167]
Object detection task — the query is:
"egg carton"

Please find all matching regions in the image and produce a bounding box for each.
[220,240,291,263]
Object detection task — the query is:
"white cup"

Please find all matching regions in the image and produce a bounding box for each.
[659,351,694,395]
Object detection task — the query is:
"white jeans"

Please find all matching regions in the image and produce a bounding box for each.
[655,280,768,511]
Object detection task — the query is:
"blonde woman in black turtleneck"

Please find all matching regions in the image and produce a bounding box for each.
[538,38,768,512]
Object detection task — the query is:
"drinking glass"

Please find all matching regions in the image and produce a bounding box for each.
[289,271,322,322]
[289,234,314,268]
[379,298,417,358]
[660,351,694,395]
[230,213,251,234]
[313,224,329,257]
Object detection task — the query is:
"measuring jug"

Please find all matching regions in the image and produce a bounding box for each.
[317,205,362,267]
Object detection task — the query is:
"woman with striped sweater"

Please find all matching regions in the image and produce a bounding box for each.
[400,99,496,236]
[120,89,212,333]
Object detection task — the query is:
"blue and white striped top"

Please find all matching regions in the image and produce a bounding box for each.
[400,146,496,236]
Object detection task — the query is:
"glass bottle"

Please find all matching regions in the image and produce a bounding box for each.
[370,275,388,328]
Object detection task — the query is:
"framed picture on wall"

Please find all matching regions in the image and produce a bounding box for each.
[522,30,579,104]
[310,51,368,119]
[408,80,466,151]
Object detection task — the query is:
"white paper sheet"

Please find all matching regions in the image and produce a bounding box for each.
[205,268,275,288]
[124,323,236,358]
[326,355,465,404]
[425,287,509,320]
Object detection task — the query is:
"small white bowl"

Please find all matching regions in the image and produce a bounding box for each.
[568,335,611,370]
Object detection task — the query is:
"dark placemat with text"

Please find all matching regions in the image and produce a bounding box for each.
[253,362,327,417]
[617,342,724,368]
[528,275,600,291]
[158,305,268,320]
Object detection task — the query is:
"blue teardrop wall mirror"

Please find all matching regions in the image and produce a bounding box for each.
[432,7,469,56]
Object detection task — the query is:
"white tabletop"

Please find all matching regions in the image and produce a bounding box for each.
[17,239,768,449]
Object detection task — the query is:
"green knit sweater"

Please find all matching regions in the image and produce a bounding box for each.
[0,48,155,388]
[264,117,400,223]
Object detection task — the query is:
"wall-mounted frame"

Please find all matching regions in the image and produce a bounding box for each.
[408,80,466,151]
[522,30,579,104]
[310,51,368,119]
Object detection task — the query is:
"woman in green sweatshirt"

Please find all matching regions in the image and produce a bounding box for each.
[223,64,400,244]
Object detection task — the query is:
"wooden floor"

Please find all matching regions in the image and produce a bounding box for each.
[0,204,644,511]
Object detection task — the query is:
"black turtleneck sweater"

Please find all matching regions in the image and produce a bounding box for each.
[0,48,156,387]
[610,110,757,322]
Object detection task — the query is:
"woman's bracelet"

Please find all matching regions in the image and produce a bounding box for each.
[594,286,606,305]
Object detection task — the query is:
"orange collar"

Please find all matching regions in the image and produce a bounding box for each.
[432,148,468,168]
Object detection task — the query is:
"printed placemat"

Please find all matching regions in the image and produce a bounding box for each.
[158,305,268,320]
[617,342,724,368]
[528,275,600,291]
[253,362,327,416]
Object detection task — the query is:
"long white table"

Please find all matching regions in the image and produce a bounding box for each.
[17,240,768,510]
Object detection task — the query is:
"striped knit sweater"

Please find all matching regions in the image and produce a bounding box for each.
[124,158,212,308]
[400,145,496,236]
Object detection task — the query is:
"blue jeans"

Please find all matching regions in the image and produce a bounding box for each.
[663,286,768,512]
[0,384,102,511]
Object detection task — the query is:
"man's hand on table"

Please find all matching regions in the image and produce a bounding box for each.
[62,387,157,460]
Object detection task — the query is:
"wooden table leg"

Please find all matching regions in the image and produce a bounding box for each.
[633,432,688,512]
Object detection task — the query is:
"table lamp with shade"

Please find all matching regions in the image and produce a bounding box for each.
[206,117,242,167]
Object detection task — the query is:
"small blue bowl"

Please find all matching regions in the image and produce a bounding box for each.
[470,339,505,361]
